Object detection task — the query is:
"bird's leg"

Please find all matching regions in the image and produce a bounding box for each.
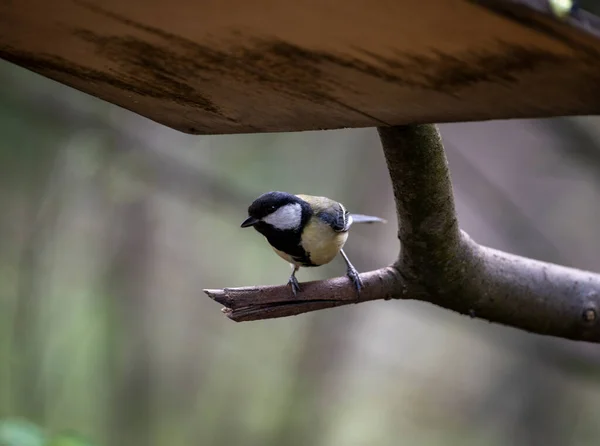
[340,249,362,294]
[288,264,301,296]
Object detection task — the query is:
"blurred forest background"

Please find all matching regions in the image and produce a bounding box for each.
[2,53,600,446]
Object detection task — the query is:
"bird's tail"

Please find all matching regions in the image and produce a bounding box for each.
[349,214,387,225]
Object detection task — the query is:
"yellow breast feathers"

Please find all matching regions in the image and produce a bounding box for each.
[295,194,349,266]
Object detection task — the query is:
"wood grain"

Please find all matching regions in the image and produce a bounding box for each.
[1,0,599,134]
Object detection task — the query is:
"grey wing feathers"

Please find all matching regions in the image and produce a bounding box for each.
[348,214,387,225]
[314,202,351,232]
[332,203,351,232]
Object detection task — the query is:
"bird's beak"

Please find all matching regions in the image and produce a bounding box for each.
[240,216,259,228]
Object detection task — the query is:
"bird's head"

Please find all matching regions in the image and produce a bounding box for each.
[241,191,307,232]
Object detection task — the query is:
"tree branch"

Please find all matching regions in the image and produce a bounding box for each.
[378,125,465,291]
[205,267,404,322]
[205,124,600,343]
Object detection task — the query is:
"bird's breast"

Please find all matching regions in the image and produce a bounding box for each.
[299,218,348,266]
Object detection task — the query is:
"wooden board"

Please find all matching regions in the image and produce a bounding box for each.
[1,0,600,134]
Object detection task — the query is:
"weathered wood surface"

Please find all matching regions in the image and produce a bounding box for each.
[1,0,599,134]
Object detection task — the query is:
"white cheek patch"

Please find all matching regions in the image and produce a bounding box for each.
[263,203,302,230]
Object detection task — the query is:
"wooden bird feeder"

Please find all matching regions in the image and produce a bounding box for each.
[1,0,600,134]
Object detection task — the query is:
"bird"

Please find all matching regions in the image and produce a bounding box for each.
[240,191,386,296]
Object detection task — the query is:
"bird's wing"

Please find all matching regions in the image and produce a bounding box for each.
[332,202,351,232]
[296,194,350,232]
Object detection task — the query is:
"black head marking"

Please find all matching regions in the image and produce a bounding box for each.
[247,191,303,220]
[242,191,314,265]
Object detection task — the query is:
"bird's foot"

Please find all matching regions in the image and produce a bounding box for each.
[288,275,301,296]
[346,266,363,294]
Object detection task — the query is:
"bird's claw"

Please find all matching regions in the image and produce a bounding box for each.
[288,275,301,296]
[346,267,363,294]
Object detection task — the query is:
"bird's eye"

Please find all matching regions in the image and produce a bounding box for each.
[269,206,276,212]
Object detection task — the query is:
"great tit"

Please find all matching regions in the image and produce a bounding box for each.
[241,191,386,295]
